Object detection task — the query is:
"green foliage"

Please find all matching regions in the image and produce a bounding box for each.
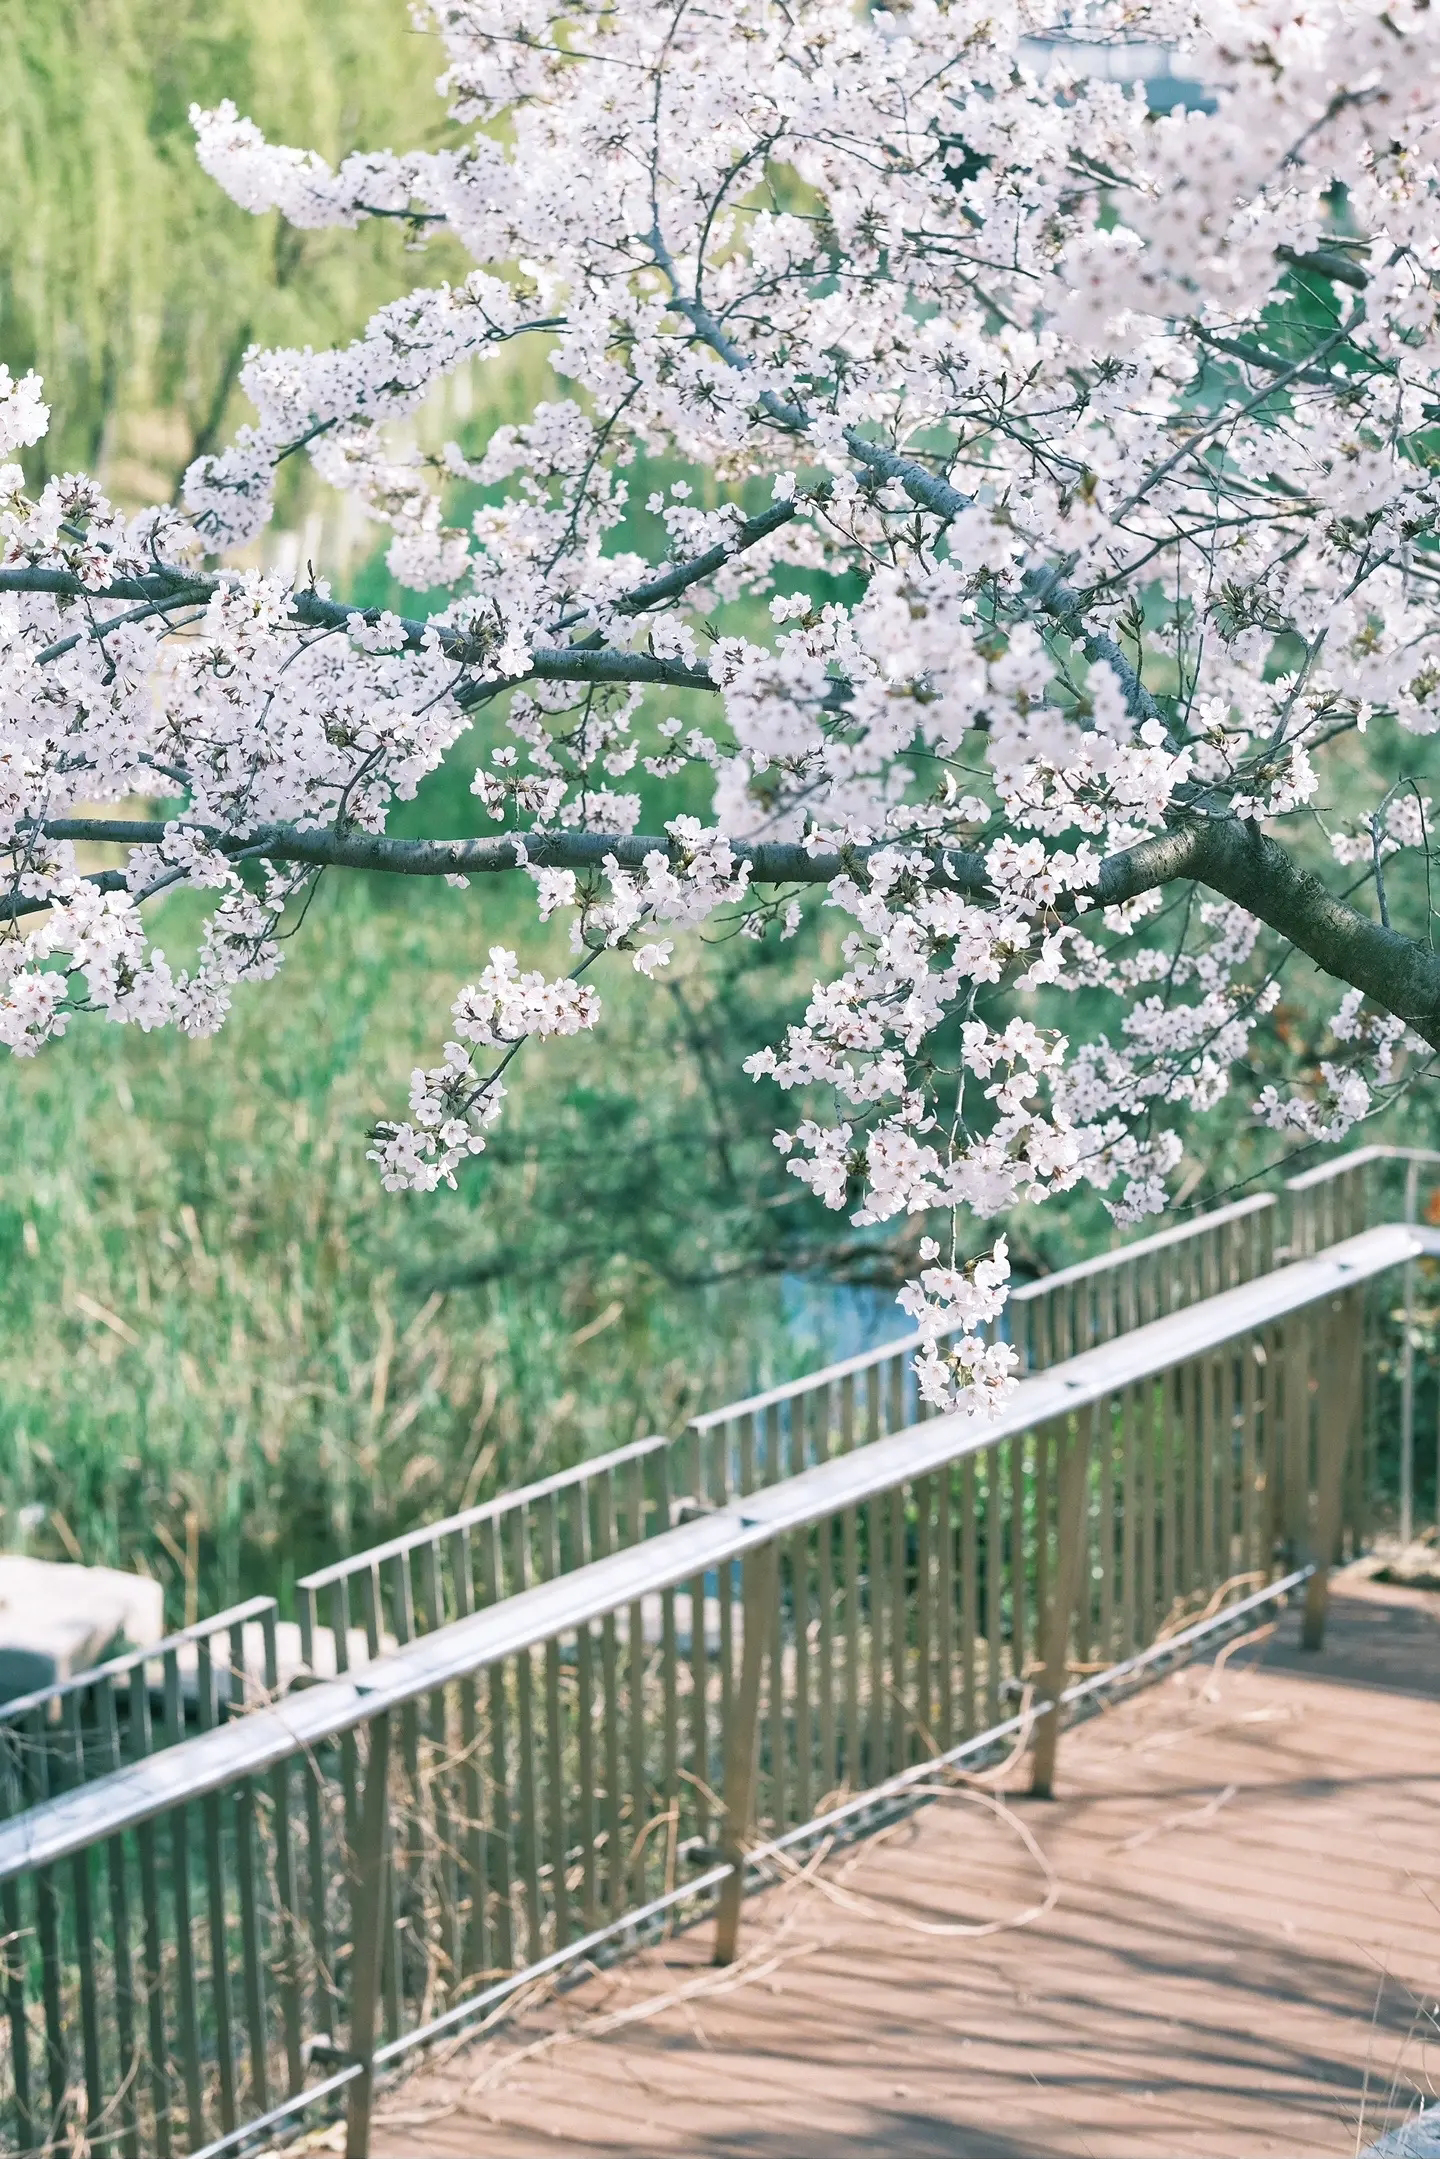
[0,0,467,491]
[0,873,845,1619]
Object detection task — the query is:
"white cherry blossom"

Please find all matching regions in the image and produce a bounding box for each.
[4,0,1440,1410]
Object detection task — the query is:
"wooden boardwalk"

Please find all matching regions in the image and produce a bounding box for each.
[355,1575,1440,2159]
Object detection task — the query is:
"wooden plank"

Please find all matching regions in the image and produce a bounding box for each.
[364,1586,1440,2159]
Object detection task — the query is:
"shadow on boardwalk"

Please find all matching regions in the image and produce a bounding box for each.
[341,1577,1440,2159]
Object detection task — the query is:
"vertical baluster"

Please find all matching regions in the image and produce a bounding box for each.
[793,1524,813,1824]
[196,1636,238,2138]
[1204,1352,1221,1591]
[814,1389,837,1802]
[960,1454,978,1738]
[1012,1295,1032,1378]
[594,1484,623,1931]
[419,1544,461,1995]
[888,1475,909,1771]
[937,1461,955,1751]
[866,1485,886,1783]
[1010,1433,1028,1687]
[1031,1409,1096,1798]
[29,1734,69,2144]
[233,1763,270,2125]
[1118,1385,1137,1658]
[1160,1370,1179,1625]
[445,1526,485,1985]
[840,1376,861,1791]
[125,1668,171,2156]
[715,1434,736,1842]
[915,1471,933,1756]
[161,1653,206,2149]
[1302,1290,1364,1649]
[478,1522,514,1970]
[506,1512,543,1960]
[60,1694,105,2145]
[343,1713,392,2159]
[298,1623,336,2054]
[1097,1399,1115,1664]
[259,1610,304,2099]
[984,1449,1003,1725]
[626,1457,649,1906]
[1177,1361,1196,1600]
[766,1534,788,1835]
[535,1497,570,1955]
[386,1556,425,2020]
[1225,1344,1243,1577]
[653,1444,679,1917]
[0,1727,33,2158]
[330,1577,360,1862]
[1139,1379,1157,1646]
[1240,1340,1260,1575]
[1039,1287,1057,1370]
[355,1567,399,2048]
[1284,1316,1313,1566]
[713,1543,779,1967]
[1032,1425,1050,1686]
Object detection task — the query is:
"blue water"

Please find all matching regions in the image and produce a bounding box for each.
[779,1273,915,1370]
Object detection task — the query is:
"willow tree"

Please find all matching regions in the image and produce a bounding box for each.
[2,0,1439,1407]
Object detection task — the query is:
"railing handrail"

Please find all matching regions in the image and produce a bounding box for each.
[295,1430,672,1594]
[690,1188,1278,1430]
[4,1216,1431,1887]
[1283,1143,1440,1194]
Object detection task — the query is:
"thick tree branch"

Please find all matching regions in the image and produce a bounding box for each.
[1183,818,1440,1048]
[22,810,1440,1047]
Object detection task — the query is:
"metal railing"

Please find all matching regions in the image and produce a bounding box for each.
[293,1432,676,1717]
[0,1219,1430,2159]
[0,1604,286,1816]
[293,1192,1289,1673]
[9,1141,1439,1813]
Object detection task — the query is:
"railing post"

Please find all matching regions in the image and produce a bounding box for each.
[1302,1292,1363,1653]
[345,1711,392,2159]
[1031,1410,1094,1800]
[1400,1158,1419,1549]
[714,1539,778,1966]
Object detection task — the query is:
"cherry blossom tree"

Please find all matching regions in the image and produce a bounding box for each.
[3,0,1440,1409]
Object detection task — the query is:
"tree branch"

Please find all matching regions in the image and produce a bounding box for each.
[15,811,1440,1045]
[0,566,718,698]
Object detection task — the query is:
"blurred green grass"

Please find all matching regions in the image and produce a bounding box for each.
[0,865,836,1619]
